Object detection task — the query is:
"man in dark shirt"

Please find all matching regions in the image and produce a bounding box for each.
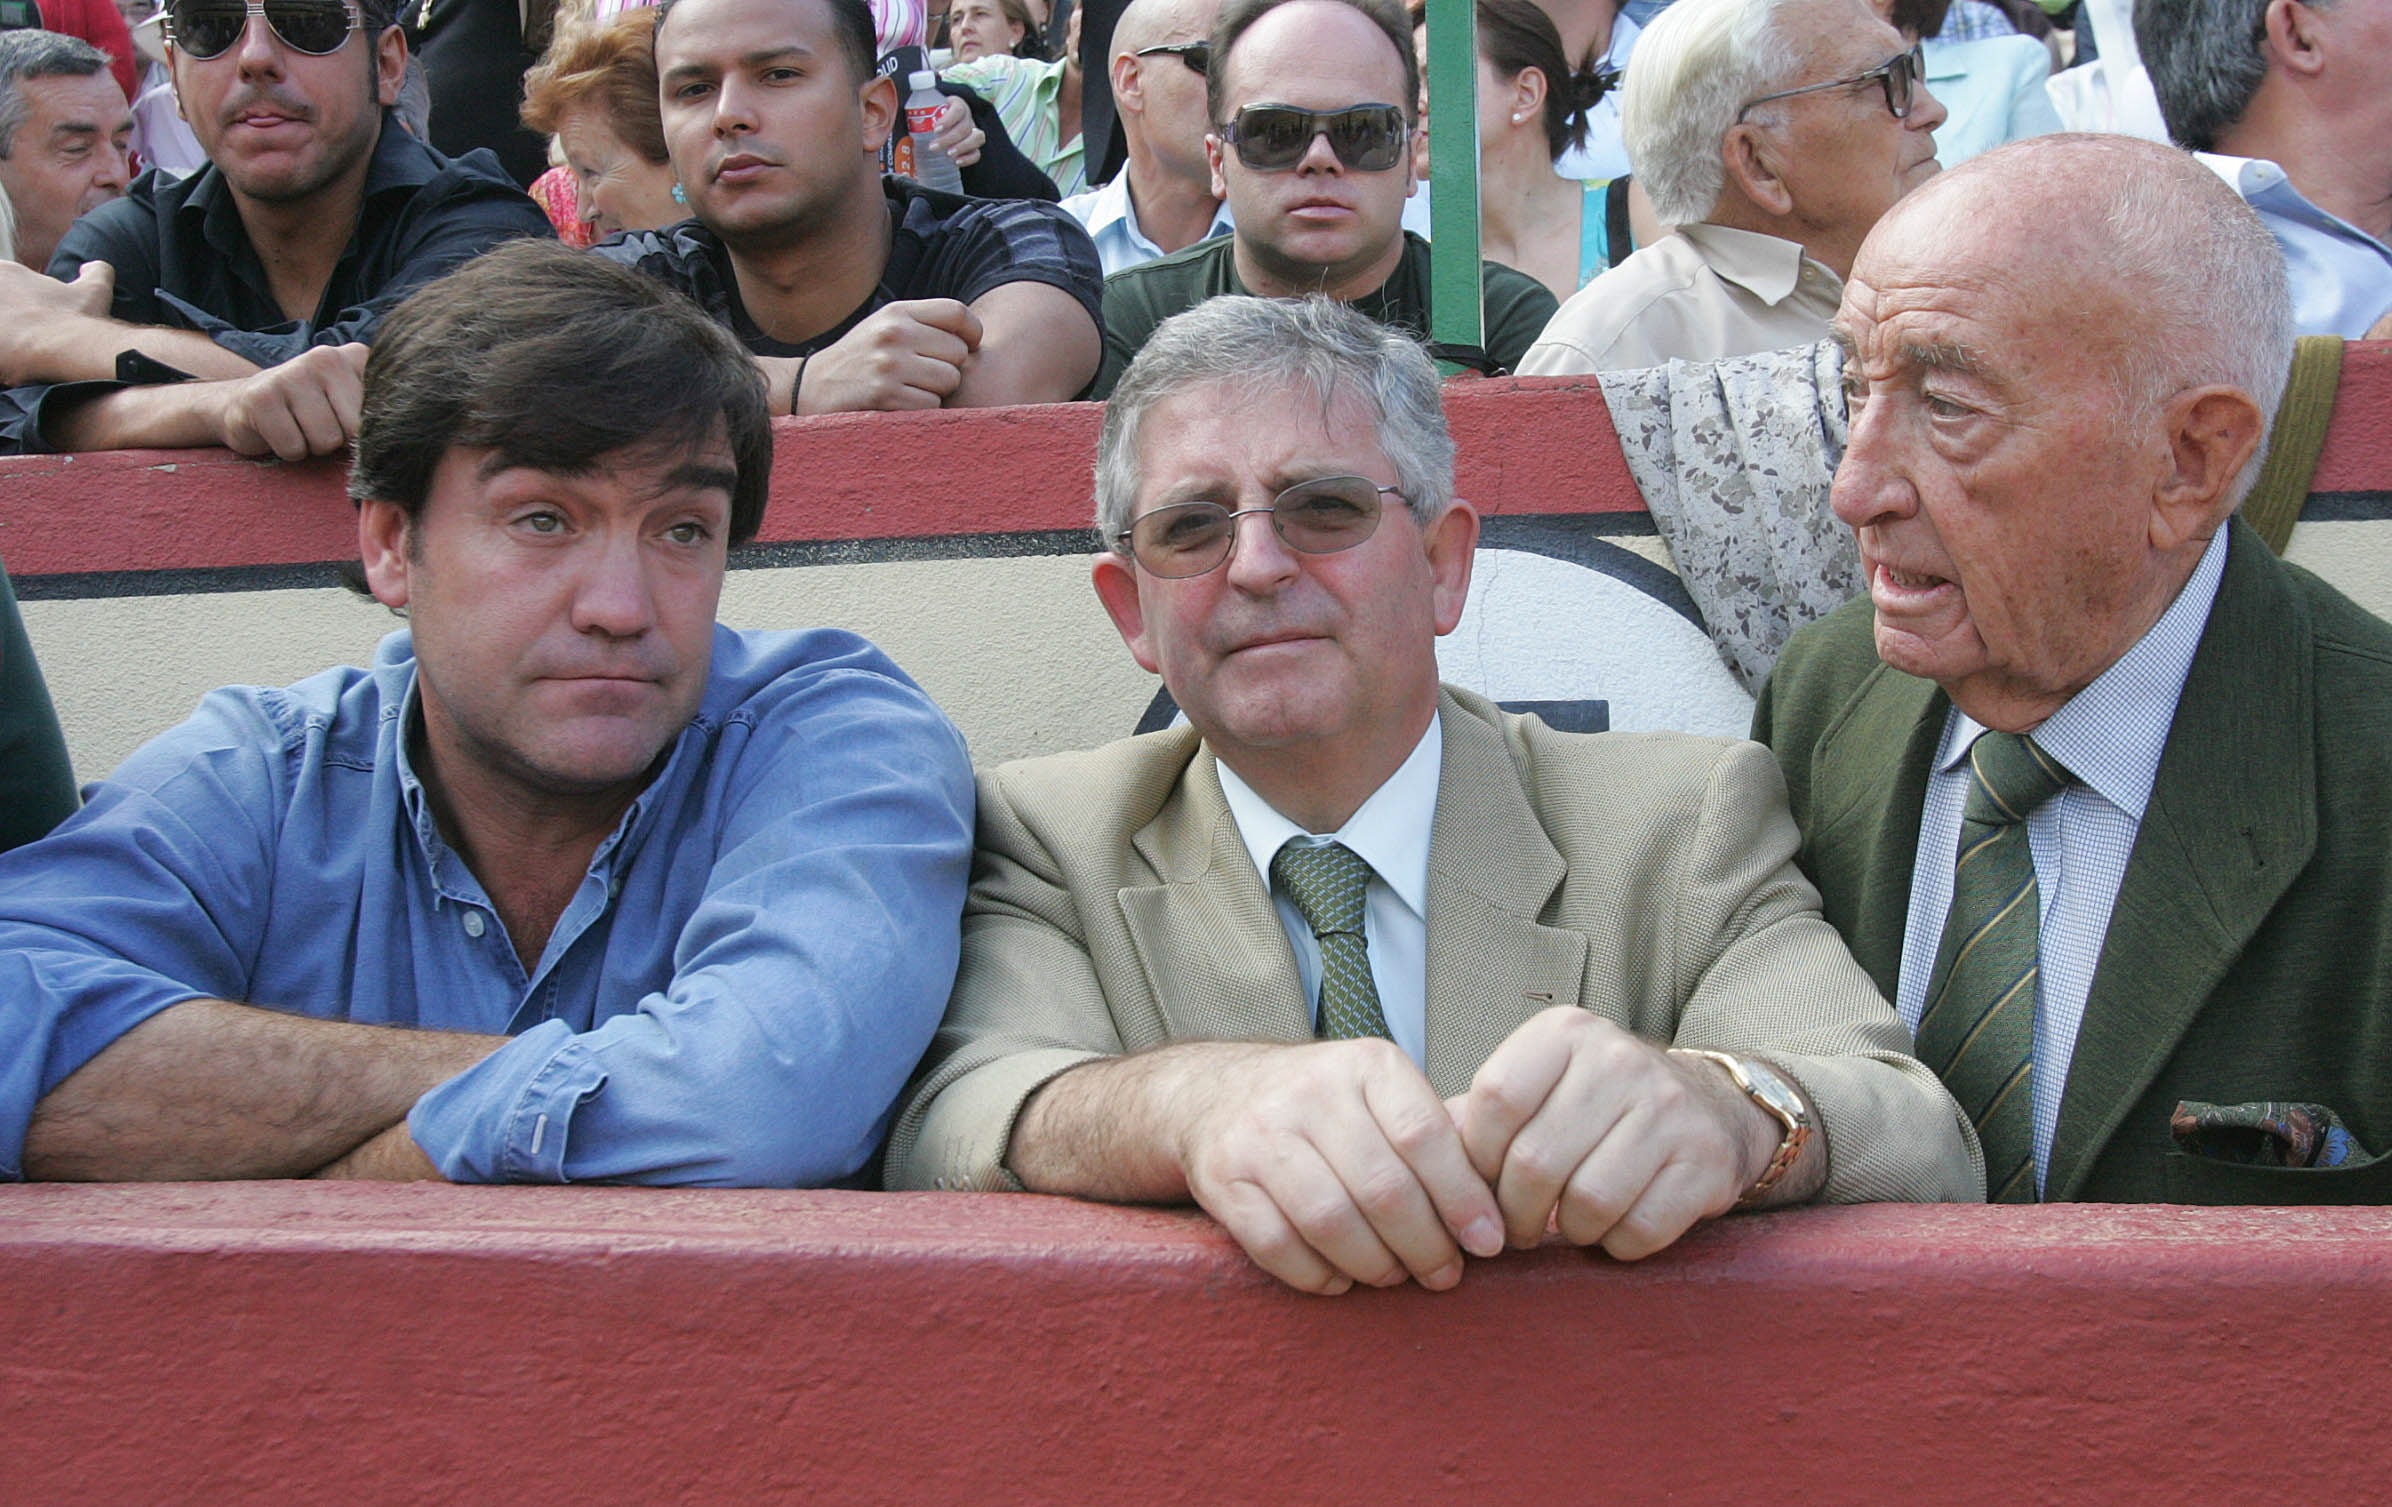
[597,0,1103,414]
[1089,0,1556,397]
[0,0,549,456]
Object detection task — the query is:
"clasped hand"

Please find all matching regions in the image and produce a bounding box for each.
[1179,1007,1772,1295]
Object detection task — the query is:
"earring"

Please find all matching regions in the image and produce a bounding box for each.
[671,182,687,205]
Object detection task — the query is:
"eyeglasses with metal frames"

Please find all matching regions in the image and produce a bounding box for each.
[1133,39,1209,75]
[166,0,363,57]
[1734,43,1924,123]
[1215,102,1410,172]
[1116,475,1405,578]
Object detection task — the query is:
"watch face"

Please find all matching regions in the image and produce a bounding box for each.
[1737,1058,1809,1129]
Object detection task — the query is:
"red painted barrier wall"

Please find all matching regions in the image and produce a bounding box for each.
[2,1187,2382,1503]
[4,348,2388,581]
[5,354,2390,1506]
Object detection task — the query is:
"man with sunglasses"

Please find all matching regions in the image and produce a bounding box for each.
[888,294,1978,1295]
[0,0,549,456]
[1057,0,1234,274]
[1088,0,1556,395]
[1520,0,1942,375]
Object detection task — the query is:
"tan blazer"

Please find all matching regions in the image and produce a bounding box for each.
[887,687,1979,1203]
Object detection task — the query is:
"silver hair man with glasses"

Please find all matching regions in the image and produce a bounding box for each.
[1087,0,1556,396]
[0,0,548,456]
[888,294,1977,1296]
[1521,0,1942,374]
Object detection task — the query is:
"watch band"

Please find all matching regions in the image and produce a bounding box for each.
[1675,1049,1812,1208]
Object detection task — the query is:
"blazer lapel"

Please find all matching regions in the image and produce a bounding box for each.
[1805,664,1947,1002]
[1421,694,1589,1097]
[2045,524,2317,1197]
[1118,747,1314,1046]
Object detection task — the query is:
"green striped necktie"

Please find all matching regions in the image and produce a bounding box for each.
[1916,730,2073,1204]
[1272,840,1392,1042]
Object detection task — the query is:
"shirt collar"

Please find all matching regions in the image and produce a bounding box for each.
[1603,11,1640,64]
[1217,711,1442,921]
[1936,526,2231,821]
[1676,221,1828,306]
[1075,173,1234,247]
[1072,173,1137,233]
[378,626,694,902]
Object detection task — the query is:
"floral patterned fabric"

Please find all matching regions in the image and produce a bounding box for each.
[1598,339,1861,691]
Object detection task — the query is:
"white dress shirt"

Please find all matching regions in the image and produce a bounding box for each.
[1217,715,1443,1068]
[1058,172,1235,277]
[1895,528,2229,1191]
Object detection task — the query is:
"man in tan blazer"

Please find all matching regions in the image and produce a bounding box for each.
[887,295,1977,1294]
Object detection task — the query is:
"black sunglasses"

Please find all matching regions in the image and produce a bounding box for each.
[1116,476,1402,578]
[1216,102,1409,173]
[1736,43,1925,122]
[166,0,361,58]
[1133,40,1208,75]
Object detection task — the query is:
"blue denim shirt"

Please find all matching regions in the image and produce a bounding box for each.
[0,625,975,1185]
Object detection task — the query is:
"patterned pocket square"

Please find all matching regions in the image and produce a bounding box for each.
[2171,1100,2367,1170]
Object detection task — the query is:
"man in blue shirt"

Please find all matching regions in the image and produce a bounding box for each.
[2137,0,2392,339]
[0,240,976,1185]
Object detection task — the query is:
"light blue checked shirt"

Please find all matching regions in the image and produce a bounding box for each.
[1896,528,2229,1193]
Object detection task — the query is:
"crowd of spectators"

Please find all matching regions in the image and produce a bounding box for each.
[0,0,2381,441]
[1,0,2391,1278]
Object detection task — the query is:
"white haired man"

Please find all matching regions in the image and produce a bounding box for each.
[1519,0,1942,374]
[1759,134,2392,1204]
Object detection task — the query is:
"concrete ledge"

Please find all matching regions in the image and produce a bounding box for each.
[3,1186,2382,1501]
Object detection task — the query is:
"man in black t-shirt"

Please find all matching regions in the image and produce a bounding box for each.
[600,0,1103,414]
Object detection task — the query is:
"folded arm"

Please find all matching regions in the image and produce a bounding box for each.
[44,343,370,457]
[0,260,261,387]
[406,656,976,1186]
[1656,739,1982,1202]
[950,280,1100,406]
[24,999,503,1180]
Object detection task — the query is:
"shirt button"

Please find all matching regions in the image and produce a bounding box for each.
[463,911,486,938]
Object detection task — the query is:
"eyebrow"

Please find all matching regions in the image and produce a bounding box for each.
[663,463,739,500]
[661,44,816,84]
[1902,340,1987,377]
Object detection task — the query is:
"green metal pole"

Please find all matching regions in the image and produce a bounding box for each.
[1422,0,1481,374]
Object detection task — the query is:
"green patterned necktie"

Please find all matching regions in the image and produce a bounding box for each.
[1915,730,2074,1204]
[1272,840,1392,1042]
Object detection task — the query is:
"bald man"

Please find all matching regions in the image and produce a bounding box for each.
[1756,132,2392,1206]
[1060,0,1234,273]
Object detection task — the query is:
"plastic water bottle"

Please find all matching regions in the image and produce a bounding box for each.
[902,71,966,195]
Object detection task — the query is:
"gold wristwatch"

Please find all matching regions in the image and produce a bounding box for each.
[1676,1050,1812,1208]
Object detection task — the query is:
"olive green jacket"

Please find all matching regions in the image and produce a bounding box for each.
[1755,519,2392,1202]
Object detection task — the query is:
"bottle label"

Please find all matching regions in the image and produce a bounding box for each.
[905,103,944,137]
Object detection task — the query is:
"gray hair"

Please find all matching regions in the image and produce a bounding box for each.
[1094,295,1456,547]
[2134,0,2283,153]
[1934,134,2292,509]
[1621,0,1804,225]
[0,31,113,159]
